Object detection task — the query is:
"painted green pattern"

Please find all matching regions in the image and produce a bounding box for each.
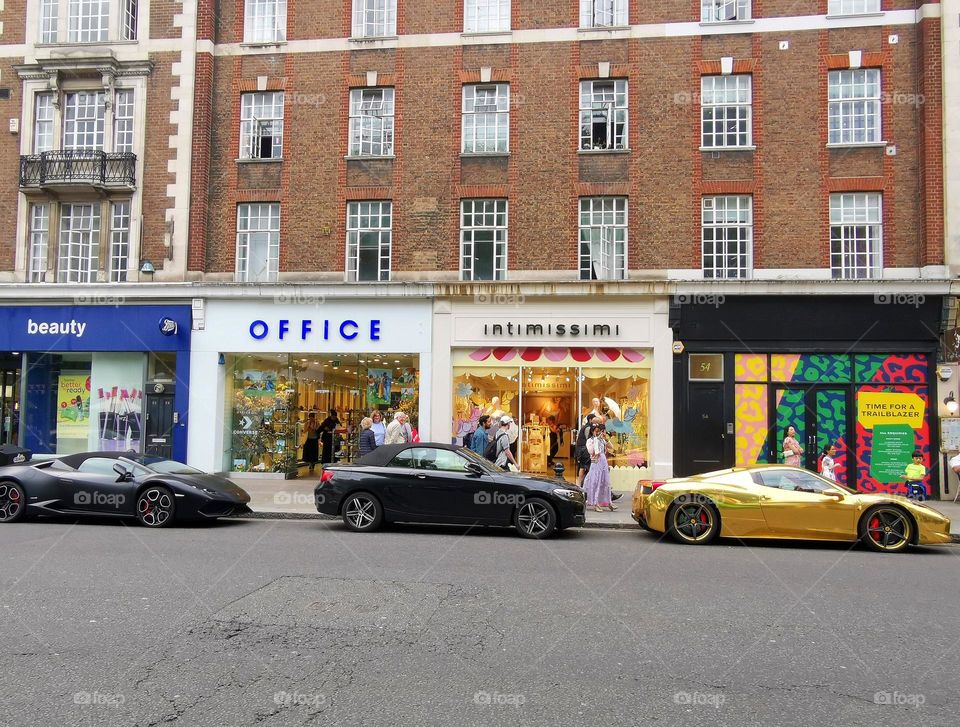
[791,354,852,383]
[815,388,848,484]
[774,389,806,462]
[854,355,886,383]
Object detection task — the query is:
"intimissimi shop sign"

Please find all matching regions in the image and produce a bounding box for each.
[483,322,621,337]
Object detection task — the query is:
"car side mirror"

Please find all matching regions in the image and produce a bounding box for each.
[113,463,132,482]
[823,490,844,499]
[465,462,485,477]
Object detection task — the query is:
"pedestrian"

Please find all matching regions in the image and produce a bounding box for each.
[782,425,803,467]
[358,417,377,457]
[319,408,339,464]
[819,444,837,481]
[384,412,408,444]
[495,416,518,471]
[583,421,615,512]
[575,413,597,487]
[470,415,492,457]
[903,450,927,499]
[402,414,415,444]
[301,411,320,474]
[370,410,387,447]
[546,415,560,467]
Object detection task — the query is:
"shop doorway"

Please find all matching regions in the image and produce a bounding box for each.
[772,386,850,484]
[685,383,726,472]
[518,367,578,476]
[0,354,20,447]
[144,389,176,460]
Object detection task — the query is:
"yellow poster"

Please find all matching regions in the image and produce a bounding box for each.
[857,391,925,430]
[57,375,91,439]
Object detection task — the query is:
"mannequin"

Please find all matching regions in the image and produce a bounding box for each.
[486,396,504,419]
[583,397,602,426]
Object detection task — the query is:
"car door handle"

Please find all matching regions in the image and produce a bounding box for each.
[415,474,427,479]
[760,495,771,501]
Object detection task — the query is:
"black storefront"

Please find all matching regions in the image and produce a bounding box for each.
[672,295,943,496]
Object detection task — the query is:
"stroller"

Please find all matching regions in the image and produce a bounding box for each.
[904,480,927,501]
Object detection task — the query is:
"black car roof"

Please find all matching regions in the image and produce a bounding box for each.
[56,451,143,469]
[356,442,463,467]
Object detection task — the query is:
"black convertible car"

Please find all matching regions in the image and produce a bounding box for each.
[0,451,251,527]
[315,443,586,538]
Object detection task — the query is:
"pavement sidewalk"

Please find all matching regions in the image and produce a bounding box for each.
[233,475,960,536]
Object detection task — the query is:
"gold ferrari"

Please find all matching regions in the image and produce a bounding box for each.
[632,465,953,553]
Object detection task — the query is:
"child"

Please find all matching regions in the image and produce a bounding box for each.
[819,444,838,482]
[902,450,927,500]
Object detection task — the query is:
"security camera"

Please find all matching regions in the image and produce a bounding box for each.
[937,365,954,382]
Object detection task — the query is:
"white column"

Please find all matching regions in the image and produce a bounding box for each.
[650,298,675,479]
[431,298,453,444]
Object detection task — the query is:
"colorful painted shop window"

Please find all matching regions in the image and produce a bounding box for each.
[855,384,930,495]
[854,354,928,384]
[734,383,768,465]
[735,353,766,382]
[770,354,850,383]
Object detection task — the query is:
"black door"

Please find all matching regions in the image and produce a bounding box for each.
[684,384,726,475]
[144,394,175,459]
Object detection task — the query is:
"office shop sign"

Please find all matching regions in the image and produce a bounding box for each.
[246,318,383,343]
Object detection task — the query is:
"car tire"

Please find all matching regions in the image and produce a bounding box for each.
[666,497,720,545]
[0,481,27,523]
[514,497,557,539]
[136,486,176,528]
[342,492,383,533]
[859,505,913,553]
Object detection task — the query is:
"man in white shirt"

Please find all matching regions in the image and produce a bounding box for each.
[384,412,409,445]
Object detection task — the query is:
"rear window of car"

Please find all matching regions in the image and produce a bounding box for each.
[388,450,415,469]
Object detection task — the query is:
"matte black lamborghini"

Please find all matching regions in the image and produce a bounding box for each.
[0,451,251,528]
[315,443,587,539]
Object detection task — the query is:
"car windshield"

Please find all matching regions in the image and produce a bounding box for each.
[459,446,502,473]
[120,456,203,475]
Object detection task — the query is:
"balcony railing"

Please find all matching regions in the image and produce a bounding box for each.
[20,150,137,189]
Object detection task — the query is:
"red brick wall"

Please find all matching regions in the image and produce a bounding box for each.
[141,54,179,265]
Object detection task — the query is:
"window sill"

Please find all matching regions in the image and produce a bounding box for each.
[461,30,513,40]
[699,19,755,27]
[460,152,510,158]
[826,141,887,149]
[699,145,756,152]
[578,148,630,155]
[577,25,631,33]
[345,155,395,160]
[825,12,885,20]
[35,40,139,48]
[348,35,399,43]
[236,158,283,164]
[240,40,287,49]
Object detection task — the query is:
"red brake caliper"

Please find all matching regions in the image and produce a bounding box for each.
[869,516,880,541]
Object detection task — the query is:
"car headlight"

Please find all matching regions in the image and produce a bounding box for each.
[553,488,584,501]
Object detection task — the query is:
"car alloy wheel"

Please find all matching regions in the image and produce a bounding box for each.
[137,487,175,528]
[0,482,26,523]
[668,501,719,544]
[515,498,556,539]
[342,492,383,533]
[861,506,912,553]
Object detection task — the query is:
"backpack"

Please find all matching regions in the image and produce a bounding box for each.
[817,454,825,473]
[483,432,510,462]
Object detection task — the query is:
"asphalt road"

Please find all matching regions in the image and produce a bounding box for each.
[0,517,957,727]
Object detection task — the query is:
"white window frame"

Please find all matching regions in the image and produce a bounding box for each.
[830,193,882,279]
[464,0,510,33]
[702,195,753,279]
[828,69,882,145]
[244,0,287,43]
[62,91,105,151]
[579,79,628,151]
[460,199,508,281]
[461,84,509,154]
[28,204,51,283]
[701,75,752,149]
[579,197,627,281]
[239,91,285,160]
[828,0,880,15]
[40,0,138,43]
[236,203,280,283]
[701,0,749,22]
[108,201,130,282]
[113,88,134,154]
[34,93,55,153]
[348,88,395,157]
[346,201,392,282]
[579,0,627,28]
[352,0,397,38]
[57,203,101,283]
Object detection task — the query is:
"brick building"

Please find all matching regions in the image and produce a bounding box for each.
[0,0,954,492]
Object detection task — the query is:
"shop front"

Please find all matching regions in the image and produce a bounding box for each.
[434,298,673,486]
[0,304,192,460]
[188,298,432,477]
[673,295,943,496]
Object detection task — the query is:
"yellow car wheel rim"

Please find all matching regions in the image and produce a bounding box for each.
[866,508,912,551]
[672,503,714,542]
